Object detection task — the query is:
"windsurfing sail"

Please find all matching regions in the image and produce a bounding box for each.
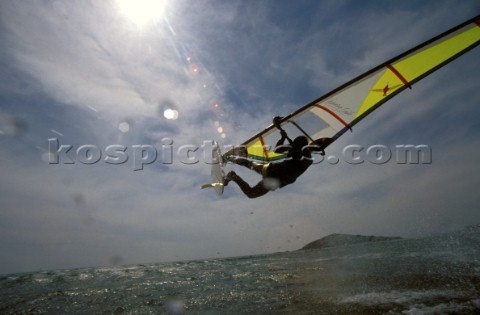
[241,15,480,163]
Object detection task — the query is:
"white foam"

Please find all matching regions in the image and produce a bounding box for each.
[341,289,465,306]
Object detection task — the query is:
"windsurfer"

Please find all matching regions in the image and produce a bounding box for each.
[223,117,327,198]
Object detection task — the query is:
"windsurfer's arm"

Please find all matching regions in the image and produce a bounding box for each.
[307,138,334,156]
[272,116,294,153]
[274,129,292,153]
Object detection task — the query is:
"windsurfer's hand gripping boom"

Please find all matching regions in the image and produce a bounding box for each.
[272,116,326,156]
[272,116,293,145]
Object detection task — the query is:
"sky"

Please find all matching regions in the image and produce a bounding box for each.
[0,0,479,274]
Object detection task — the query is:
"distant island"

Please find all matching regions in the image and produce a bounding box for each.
[300,233,402,250]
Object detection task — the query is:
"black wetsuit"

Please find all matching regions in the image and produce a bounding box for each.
[227,135,313,198]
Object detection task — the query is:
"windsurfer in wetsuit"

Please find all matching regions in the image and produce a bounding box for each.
[223,117,329,198]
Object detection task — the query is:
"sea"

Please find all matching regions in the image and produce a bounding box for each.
[1,225,479,315]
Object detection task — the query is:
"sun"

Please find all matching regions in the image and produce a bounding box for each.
[116,0,167,27]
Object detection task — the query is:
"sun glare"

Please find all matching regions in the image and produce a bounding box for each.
[117,0,167,27]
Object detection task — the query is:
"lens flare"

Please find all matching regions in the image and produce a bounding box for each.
[117,0,167,27]
[164,108,179,120]
[118,121,130,132]
[190,64,199,74]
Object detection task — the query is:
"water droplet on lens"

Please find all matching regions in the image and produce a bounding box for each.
[263,177,280,190]
[119,121,130,133]
[108,255,124,266]
[165,297,186,314]
[73,192,86,207]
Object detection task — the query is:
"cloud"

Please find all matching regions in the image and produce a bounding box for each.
[0,1,224,128]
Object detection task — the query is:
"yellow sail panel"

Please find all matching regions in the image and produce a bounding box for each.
[355,22,480,119]
[355,68,404,118]
[395,25,480,83]
[246,139,267,160]
[246,138,285,162]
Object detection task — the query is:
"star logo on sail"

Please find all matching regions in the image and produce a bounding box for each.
[372,83,403,96]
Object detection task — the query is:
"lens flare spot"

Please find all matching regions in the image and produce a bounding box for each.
[0,117,28,137]
[217,127,223,133]
[42,152,55,163]
[190,64,199,74]
[118,121,130,133]
[164,108,179,120]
